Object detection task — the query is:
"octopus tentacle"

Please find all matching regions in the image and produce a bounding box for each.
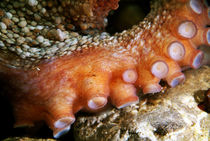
[110,78,139,109]
[177,20,197,39]
[53,125,71,139]
[163,58,185,87]
[0,0,209,138]
[177,40,204,68]
[122,69,138,84]
[167,41,186,61]
[193,27,210,45]
[81,71,110,110]
[13,102,39,128]
[150,60,169,79]
[44,93,76,129]
[207,29,210,44]
[136,63,162,94]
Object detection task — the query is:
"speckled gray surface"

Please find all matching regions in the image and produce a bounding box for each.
[74,66,210,141]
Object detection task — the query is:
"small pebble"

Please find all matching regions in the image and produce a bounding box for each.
[0,22,7,30]
[1,29,7,34]
[0,41,5,47]
[6,38,15,44]
[18,20,27,28]
[5,12,13,19]
[31,21,37,26]
[58,42,65,48]
[22,44,30,51]
[16,46,23,54]
[0,9,5,17]
[36,35,44,43]
[22,27,30,33]
[37,4,42,10]
[34,13,41,21]
[13,2,21,8]
[28,0,38,6]
[50,45,58,53]
[28,26,35,30]
[41,8,46,14]
[17,11,24,17]
[13,33,20,38]
[42,41,51,47]
[23,52,31,57]
[36,25,44,30]
[55,17,62,24]
[7,33,13,38]
[17,37,26,44]
[12,17,19,23]
[9,9,16,14]
[29,47,41,53]
[2,18,13,27]
[57,29,66,41]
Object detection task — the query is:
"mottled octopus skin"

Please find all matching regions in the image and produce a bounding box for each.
[0,0,210,138]
[59,0,119,30]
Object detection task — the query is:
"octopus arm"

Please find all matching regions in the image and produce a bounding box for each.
[0,0,209,138]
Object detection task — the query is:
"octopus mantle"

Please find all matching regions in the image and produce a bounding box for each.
[0,0,209,138]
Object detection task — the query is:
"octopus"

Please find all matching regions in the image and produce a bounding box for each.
[0,0,209,138]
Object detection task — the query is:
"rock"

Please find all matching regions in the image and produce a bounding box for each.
[0,22,7,29]
[73,66,210,141]
[18,20,27,28]
[28,0,38,7]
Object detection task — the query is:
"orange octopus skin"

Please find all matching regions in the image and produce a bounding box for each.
[0,0,209,138]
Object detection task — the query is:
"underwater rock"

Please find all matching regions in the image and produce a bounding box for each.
[74,66,210,141]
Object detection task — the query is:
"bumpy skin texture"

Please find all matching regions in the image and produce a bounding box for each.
[59,0,119,30]
[0,0,209,138]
